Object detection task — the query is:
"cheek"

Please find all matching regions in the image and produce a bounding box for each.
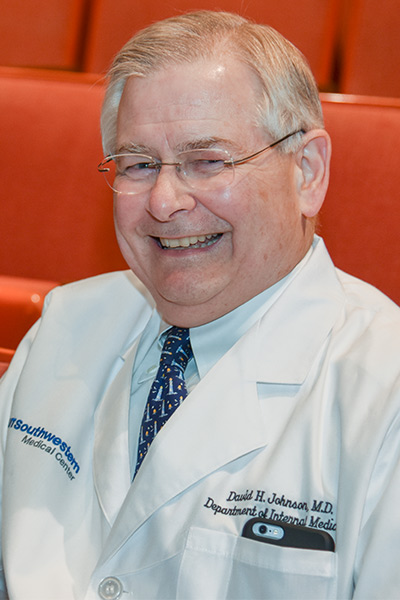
[202,182,257,237]
[230,181,298,259]
[113,196,143,236]
[113,197,150,269]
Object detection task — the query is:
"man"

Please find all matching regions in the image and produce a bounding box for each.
[1,10,400,600]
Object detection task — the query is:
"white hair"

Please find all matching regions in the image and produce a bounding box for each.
[101,10,324,156]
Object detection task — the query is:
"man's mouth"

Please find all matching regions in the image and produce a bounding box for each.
[158,233,222,249]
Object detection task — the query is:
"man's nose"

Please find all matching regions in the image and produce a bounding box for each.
[146,166,196,221]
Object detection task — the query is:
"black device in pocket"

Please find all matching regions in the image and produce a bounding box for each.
[242,517,335,551]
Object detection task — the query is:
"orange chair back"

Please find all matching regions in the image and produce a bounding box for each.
[320,94,400,304]
[83,0,340,88]
[0,0,87,70]
[0,70,126,283]
[0,276,58,349]
[0,347,15,377]
[340,0,400,97]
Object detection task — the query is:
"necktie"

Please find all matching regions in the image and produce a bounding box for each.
[134,326,192,476]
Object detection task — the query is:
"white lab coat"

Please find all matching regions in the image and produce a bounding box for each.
[0,238,400,600]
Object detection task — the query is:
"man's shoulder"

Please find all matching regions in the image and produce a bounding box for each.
[50,270,153,305]
[0,271,155,422]
[333,269,400,380]
[336,268,400,324]
[36,270,155,350]
[44,270,154,317]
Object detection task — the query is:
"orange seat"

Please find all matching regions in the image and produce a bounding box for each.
[0,0,87,70]
[0,347,15,377]
[83,0,340,88]
[339,0,400,97]
[0,68,126,283]
[0,65,100,85]
[0,276,58,349]
[320,94,400,305]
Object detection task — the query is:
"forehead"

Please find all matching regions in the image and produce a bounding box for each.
[116,56,265,151]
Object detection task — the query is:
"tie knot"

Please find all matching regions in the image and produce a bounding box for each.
[160,326,192,373]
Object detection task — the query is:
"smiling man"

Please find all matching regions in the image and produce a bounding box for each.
[1,10,400,600]
[110,55,324,328]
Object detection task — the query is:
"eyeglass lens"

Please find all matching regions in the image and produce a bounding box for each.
[100,149,235,195]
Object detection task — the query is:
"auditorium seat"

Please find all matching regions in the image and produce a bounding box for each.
[320,93,400,305]
[0,68,127,283]
[0,65,100,85]
[82,0,340,89]
[0,0,87,71]
[0,276,58,350]
[339,0,400,97]
[0,348,15,378]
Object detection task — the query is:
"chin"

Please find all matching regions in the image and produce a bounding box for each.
[154,287,219,325]
[158,288,212,310]
[154,272,219,304]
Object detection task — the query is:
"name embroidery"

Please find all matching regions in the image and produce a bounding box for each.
[203,489,336,531]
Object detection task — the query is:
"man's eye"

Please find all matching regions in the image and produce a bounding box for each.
[118,159,158,178]
[188,158,225,176]
[130,161,153,171]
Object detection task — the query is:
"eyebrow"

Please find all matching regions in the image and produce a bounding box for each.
[115,137,243,156]
[176,137,241,153]
[115,142,154,155]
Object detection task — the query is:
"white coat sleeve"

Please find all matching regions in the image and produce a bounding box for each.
[353,393,400,598]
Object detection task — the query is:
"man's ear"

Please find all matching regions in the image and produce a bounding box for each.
[295,129,331,218]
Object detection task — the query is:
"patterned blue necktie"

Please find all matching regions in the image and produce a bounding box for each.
[134,326,192,476]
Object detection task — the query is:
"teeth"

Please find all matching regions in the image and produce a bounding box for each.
[160,233,219,249]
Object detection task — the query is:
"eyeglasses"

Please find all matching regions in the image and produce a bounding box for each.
[97,130,303,195]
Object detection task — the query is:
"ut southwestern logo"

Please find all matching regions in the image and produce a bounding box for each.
[8,417,80,481]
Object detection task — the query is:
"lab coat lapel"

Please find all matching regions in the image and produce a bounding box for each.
[99,337,266,564]
[93,340,139,526]
[93,307,162,525]
[135,340,267,498]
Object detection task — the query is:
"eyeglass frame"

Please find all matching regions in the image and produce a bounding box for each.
[97,129,305,195]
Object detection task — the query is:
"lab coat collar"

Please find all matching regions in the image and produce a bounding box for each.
[118,308,161,362]
[247,237,344,384]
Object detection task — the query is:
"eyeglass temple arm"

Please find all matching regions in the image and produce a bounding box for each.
[231,129,305,166]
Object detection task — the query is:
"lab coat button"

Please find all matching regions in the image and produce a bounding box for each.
[98,576,123,600]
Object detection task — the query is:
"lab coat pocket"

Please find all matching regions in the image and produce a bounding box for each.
[177,526,336,600]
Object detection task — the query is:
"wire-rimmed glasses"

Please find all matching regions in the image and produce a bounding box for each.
[97,130,303,195]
